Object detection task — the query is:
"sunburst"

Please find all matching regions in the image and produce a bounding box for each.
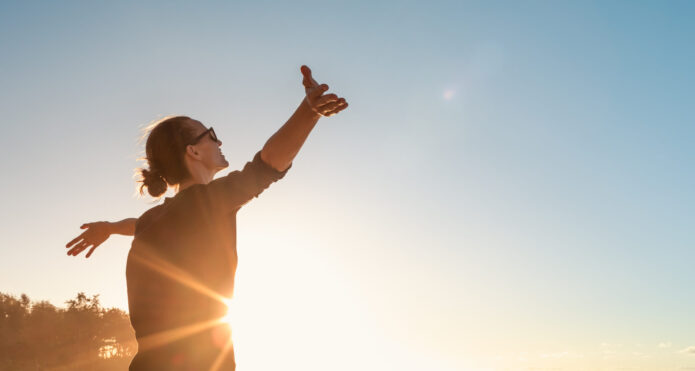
[128,246,236,370]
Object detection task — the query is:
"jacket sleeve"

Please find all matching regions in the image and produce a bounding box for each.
[204,150,292,213]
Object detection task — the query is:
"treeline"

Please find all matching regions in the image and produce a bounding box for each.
[0,292,136,371]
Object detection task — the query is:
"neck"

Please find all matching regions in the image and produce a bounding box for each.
[177,166,215,193]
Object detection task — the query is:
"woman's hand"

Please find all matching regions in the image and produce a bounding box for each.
[301,65,348,117]
[66,222,112,258]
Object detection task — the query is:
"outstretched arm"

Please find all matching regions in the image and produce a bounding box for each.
[260,65,348,172]
[65,218,137,258]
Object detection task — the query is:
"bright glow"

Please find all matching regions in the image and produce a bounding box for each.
[137,318,221,352]
[4,3,692,370]
[220,298,234,328]
[128,246,235,355]
[220,225,468,371]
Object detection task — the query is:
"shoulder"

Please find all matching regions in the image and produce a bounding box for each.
[134,203,166,236]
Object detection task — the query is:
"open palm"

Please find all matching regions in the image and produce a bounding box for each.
[65,222,110,258]
[301,65,348,117]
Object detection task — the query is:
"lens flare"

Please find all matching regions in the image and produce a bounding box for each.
[220,298,234,328]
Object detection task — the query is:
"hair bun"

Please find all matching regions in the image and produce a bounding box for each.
[141,167,167,197]
[136,116,194,199]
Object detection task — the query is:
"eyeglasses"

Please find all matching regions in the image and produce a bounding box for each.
[188,127,218,145]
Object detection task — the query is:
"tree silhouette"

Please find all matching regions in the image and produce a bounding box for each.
[0,292,136,371]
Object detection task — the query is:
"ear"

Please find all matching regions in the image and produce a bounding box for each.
[185,144,201,159]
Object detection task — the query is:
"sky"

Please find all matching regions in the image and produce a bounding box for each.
[1,1,694,370]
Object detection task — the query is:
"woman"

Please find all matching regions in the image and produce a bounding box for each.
[65,66,347,370]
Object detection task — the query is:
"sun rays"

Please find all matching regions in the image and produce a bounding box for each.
[128,245,230,306]
[128,246,236,370]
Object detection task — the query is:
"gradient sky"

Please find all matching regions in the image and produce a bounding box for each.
[1,1,694,370]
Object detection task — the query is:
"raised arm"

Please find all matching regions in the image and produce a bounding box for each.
[189,65,349,214]
[66,218,137,258]
[260,65,348,172]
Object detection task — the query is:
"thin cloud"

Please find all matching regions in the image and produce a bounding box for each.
[679,346,695,354]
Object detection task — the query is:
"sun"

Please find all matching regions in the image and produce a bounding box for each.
[219,298,234,328]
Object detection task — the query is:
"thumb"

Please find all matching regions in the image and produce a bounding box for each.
[301,65,311,78]
[301,65,318,88]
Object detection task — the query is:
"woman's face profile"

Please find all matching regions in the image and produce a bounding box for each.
[188,119,229,173]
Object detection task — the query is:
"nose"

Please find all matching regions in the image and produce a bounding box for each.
[217,139,222,146]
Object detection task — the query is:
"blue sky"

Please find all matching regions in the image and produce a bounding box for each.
[1,1,693,369]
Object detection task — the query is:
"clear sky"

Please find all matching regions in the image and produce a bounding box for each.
[1,1,693,370]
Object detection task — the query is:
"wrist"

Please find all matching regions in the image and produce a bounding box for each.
[104,221,115,235]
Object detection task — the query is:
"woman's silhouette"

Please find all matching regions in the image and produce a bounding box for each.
[65,66,347,370]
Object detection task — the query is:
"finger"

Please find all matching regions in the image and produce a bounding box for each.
[308,84,329,100]
[71,241,89,255]
[317,97,347,111]
[317,101,342,113]
[302,76,316,89]
[323,101,349,117]
[301,65,318,88]
[66,234,86,248]
[301,65,311,78]
[316,96,345,107]
[313,94,339,107]
[86,245,97,258]
[68,245,84,256]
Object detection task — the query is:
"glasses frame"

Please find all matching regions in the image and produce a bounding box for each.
[188,127,218,145]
